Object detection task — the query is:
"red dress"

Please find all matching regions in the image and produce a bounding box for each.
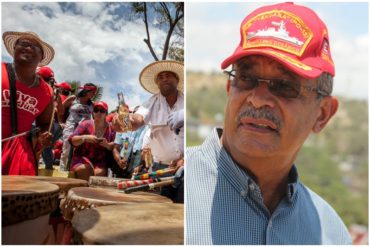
[68,120,116,171]
[2,62,53,175]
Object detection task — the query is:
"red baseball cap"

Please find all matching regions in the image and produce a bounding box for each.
[221,2,335,78]
[79,85,97,92]
[55,82,72,91]
[93,101,108,112]
[37,66,54,78]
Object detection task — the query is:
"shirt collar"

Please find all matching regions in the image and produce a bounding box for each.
[207,127,299,203]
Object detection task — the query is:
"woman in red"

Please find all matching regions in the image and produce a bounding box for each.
[2,31,54,175]
[69,101,116,180]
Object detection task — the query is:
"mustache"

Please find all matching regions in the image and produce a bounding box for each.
[237,106,282,131]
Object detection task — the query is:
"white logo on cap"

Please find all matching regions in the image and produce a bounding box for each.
[247,21,304,46]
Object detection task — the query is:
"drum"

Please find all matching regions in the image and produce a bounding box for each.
[88,176,129,189]
[18,176,88,244]
[2,175,60,244]
[19,176,88,199]
[61,187,172,221]
[72,203,183,244]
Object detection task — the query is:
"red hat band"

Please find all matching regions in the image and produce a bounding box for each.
[79,85,97,92]
[221,2,335,79]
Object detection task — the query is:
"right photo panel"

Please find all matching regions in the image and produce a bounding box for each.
[186,2,368,245]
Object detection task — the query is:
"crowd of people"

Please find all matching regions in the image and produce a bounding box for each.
[1,31,184,202]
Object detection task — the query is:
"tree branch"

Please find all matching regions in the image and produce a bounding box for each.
[143,3,159,61]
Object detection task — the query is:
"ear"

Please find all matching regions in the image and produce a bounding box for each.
[312,96,339,133]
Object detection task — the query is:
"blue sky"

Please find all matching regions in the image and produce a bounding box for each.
[2,2,178,111]
[186,2,369,100]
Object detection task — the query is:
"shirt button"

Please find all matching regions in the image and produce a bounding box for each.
[240,190,247,198]
[249,184,255,191]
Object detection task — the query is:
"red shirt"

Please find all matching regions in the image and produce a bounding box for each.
[1,62,53,138]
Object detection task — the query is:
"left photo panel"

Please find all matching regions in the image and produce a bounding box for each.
[1,2,184,245]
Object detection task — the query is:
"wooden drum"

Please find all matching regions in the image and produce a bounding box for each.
[72,203,184,244]
[17,176,88,244]
[61,187,172,221]
[2,175,60,244]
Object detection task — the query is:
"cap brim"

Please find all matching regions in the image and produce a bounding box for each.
[221,48,322,79]
[139,60,184,94]
[2,31,55,66]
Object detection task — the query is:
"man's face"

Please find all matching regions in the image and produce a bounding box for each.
[156,71,179,96]
[222,55,337,161]
[13,37,43,66]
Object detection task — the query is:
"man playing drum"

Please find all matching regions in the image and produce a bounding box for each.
[2,31,54,175]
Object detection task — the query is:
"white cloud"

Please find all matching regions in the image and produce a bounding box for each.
[2,2,169,110]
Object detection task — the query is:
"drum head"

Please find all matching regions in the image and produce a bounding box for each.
[2,176,60,226]
[61,187,172,221]
[17,176,88,198]
[67,187,172,204]
[72,203,183,245]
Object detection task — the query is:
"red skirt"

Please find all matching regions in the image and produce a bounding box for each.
[2,136,37,175]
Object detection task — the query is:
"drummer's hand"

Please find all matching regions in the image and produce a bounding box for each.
[169,158,184,171]
[132,166,140,176]
[117,158,128,170]
[167,109,184,131]
[132,164,145,176]
[38,131,53,147]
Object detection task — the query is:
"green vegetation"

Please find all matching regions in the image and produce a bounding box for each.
[187,71,368,227]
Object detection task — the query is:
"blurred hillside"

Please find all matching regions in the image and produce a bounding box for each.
[187,71,368,230]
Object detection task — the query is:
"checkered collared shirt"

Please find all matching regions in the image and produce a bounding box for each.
[186,128,352,244]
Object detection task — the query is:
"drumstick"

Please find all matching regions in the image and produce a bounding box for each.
[117,176,174,190]
[117,178,154,189]
[133,168,176,180]
[2,127,40,142]
[124,178,175,194]
[48,107,56,133]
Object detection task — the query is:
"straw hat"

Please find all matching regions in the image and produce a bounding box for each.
[2,31,54,66]
[139,60,183,94]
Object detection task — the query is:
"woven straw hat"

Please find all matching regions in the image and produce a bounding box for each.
[139,60,183,94]
[2,31,54,66]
